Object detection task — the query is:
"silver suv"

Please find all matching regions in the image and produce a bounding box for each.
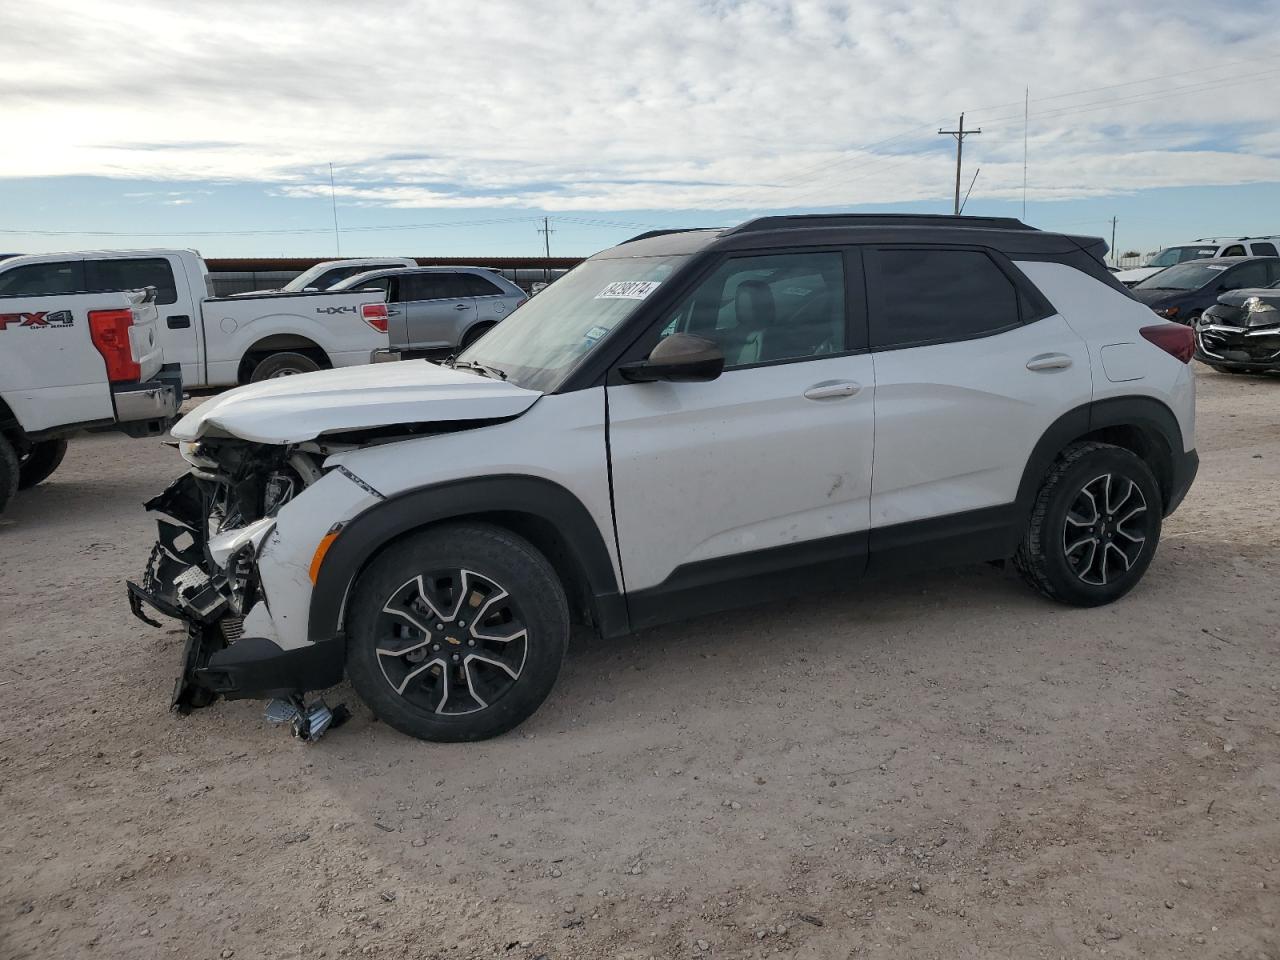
[333,266,526,354]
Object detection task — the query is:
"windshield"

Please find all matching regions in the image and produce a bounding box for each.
[1134,261,1227,291]
[281,263,334,292]
[457,255,689,391]
[1146,246,1217,268]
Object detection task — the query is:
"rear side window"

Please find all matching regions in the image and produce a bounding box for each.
[460,273,505,297]
[1222,259,1272,291]
[0,260,85,297]
[1249,242,1278,257]
[86,258,178,304]
[402,273,470,301]
[868,249,1020,349]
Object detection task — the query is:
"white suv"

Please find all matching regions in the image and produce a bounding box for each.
[1116,236,1280,286]
[129,215,1199,742]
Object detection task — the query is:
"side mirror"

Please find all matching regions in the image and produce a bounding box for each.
[618,333,725,383]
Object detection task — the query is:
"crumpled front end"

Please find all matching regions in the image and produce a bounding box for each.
[127,441,380,715]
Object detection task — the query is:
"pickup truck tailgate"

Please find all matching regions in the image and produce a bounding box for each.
[126,291,164,382]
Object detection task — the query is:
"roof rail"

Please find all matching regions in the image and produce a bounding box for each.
[619,228,718,245]
[725,213,1037,235]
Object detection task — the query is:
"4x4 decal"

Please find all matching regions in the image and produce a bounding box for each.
[315,305,357,316]
[0,309,74,331]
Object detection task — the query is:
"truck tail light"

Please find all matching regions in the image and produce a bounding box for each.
[1140,323,1195,364]
[88,308,142,382]
[361,303,389,333]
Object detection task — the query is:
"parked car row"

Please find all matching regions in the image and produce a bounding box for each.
[1115,236,1280,286]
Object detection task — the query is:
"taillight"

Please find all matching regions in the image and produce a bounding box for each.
[88,308,142,383]
[1140,323,1195,364]
[361,302,389,333]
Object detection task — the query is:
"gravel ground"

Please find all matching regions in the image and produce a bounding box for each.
[1,366,1278,960]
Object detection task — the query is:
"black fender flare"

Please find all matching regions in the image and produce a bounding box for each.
[306,474,625,646]
[1014,396,1187,519]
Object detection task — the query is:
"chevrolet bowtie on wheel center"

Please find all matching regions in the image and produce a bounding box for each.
[128,214,1199,743]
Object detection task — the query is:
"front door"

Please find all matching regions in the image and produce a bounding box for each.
[606,249,876,626]
[401,273,476,350]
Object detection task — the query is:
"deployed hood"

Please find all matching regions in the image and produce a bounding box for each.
[173,360,541,444]
[1217,287,1280,307]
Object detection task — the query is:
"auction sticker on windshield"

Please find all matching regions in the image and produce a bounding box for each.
[596,280,661,300]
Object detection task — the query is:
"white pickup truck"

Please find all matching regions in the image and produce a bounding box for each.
[0,250,395,388]
[0,287,181,513]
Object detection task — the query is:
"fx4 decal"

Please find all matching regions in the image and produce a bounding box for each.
[316,305,357,316]
[0,309,74,331]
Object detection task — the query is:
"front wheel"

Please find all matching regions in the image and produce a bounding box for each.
[1014,442,1162,607]
[17,438,68,490]
[345,522,570,742]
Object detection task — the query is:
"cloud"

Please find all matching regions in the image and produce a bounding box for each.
[2,0,1278,211]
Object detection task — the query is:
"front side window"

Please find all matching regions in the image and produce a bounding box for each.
[868,248,1020,349]
[0,260,85,297]
[86,258,178,304]
[662,251,846,368]
[458,255,688,392]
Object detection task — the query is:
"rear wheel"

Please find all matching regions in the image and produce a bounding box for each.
[248,351,322,382]
[345,522,570,742]
[0,434,18,514]
[1014,442,1162,607]
[17,438,68,490]
[460,322,496,350]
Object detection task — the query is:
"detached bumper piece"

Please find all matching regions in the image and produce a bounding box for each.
[128,473,346,721]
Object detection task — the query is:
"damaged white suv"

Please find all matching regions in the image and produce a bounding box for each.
[130,215,1199,742]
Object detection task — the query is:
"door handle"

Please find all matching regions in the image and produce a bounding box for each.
[166,315,191,329]
[1026,353,1073,371]
[803,380,861,400]
[454,303,469,311]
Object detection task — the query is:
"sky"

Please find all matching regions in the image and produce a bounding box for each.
[2,0,1279,260]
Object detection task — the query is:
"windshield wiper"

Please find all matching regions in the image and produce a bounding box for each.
[450,358,507,380]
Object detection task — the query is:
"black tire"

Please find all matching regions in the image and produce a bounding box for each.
[460,322,496,350]
[0,433,18,515]
[345,522,569,742]
[1014,441,1162,607]
[17,438,68,490]
[248,351,322,382]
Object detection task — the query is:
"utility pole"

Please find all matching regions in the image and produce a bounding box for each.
[537,217,555,284]
[938,113,981,215]
[1111,216,1118,266]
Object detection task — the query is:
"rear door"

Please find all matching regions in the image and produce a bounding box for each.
[402,273,475,349]
[459,271,519,329]
[863,246,1092,571]
[84,255,201,383]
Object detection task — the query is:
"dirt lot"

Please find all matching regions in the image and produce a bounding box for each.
[2,366,1278,960]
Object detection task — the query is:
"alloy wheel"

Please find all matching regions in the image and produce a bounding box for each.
[374,569,528,714]
[1062,473,1148,586]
